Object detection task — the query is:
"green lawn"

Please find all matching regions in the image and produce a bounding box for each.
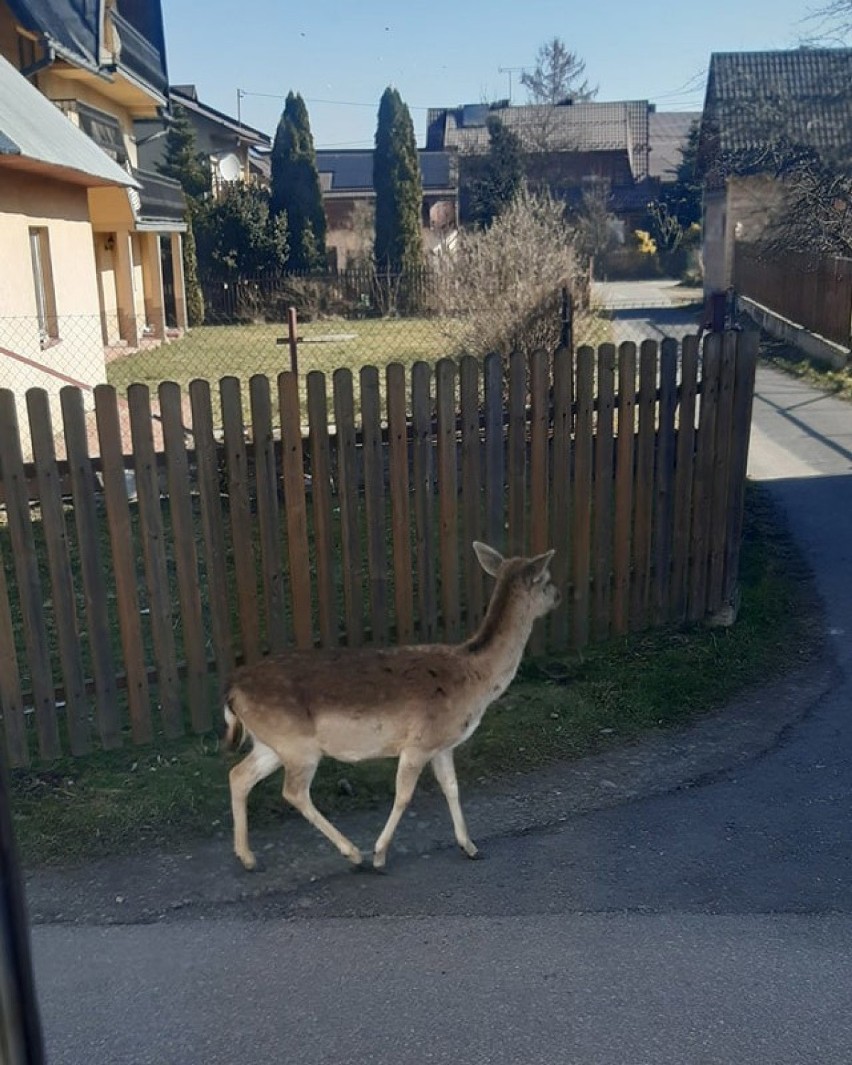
[9,484,820,868]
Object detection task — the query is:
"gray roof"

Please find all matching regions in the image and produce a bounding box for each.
[171,86,270,146]
[428,100,651,179]
[701,49,852,162]
[0,53,139,187]
[648,111,700,180]
[316,149,455,193]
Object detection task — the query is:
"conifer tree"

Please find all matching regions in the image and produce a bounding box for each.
[373,87,423,274]
[270,92,327,271]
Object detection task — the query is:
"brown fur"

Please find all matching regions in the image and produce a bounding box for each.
[224,542,559,871]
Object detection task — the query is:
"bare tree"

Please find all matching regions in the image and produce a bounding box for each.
[802,0,852,43]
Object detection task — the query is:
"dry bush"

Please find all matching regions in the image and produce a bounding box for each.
[431,188,581,358]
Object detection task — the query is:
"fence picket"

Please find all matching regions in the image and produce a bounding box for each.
[0,391,58,759]
[651,339,678,626]
[26,389,89,754]
[529,349,550,655]
[436,358,460,642]
[93,385,151,744]
[688,335,722,621]
[483,353,505,551]
[0,530,26,766]
[361,366,389,644]
[412,361,437,641]
[220,376,261,665]
[593,344,616,641]
[159,382,209,733]
[460,356,484,634]
[127,383,182,739]
[250,375,286,653]
[670,336,699,620]
[189,379,234,685]
[572,347,594,649]
[508,351,527,557]
[61,386,121,749]
[548,346,573,650]
[279,371,313,650]
[612,343,637,636]
[631,340,657,630]
[386,363,413,644]
[307,372,337,648]
[333,368,364,647]
[706,332,738,614]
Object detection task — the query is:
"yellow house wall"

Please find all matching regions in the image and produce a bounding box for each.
[0,169,106,456]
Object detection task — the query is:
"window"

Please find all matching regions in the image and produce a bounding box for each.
[29,227,58,346]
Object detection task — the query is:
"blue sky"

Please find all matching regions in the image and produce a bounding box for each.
[162,0,821,149]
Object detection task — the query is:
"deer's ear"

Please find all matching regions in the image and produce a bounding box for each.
[527,549,555,583]
[473,541,504,577]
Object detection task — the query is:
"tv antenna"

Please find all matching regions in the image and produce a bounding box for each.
[498,66,525,102]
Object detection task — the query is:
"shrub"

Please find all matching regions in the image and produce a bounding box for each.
[431,188,581,358]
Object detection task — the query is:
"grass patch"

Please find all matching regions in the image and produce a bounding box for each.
[760,335,852,402]
[10,483,820,869]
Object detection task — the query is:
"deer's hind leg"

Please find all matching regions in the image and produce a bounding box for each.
[230,739,282,870]
[282,756,363,866]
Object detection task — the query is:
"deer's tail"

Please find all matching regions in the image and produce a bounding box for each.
[222,696,245,751]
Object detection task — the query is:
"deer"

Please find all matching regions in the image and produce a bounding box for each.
[223,541,560,872]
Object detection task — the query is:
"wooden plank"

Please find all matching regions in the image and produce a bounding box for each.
[651,338,678,626]
[572,346,594,649]
[0,529,27,766]
[592,343,616,641]
[529,349,550,655]
[220,376,261,665]
[411,361,437,642]
[722,330,759,605]
[279,371,313,650]
[60,386,121,749]
[189,379,234,686]
[159,382,209,733]
[612,343,636,637]
[460,355,484,635]
[26,389,89,755]
[630,339,657,631]
[436,358,460,642]
[548,346,573,651]
[332,368,364,647]
[706,331,738,614]
[93,385,151,745]
[250,374,287,653]
[0,392,59,759]
[483,353,505,551]
[507,350,527,557]
[670,335,699,621]
[360,365,389,644]
[127,383,183,739]
[687,334,722,622]
[386,363,413,644]
[307,371,337,648]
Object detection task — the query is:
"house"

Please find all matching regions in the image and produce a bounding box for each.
[136,84,272,196]
[315,149,458,269]
[0,52,142,453]
[0,0,189,361]
[426,99,695,228]
[697,48,852,295]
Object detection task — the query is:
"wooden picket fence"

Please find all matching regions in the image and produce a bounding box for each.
[0,331,758,767]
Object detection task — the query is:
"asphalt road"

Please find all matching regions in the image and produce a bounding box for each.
[27,339,852,1064]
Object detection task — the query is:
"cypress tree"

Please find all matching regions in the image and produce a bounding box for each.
[468,115,525,228]
[270,92,327,272]
[373,87,423,274]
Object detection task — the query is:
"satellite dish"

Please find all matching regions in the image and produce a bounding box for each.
[218,153,241,182]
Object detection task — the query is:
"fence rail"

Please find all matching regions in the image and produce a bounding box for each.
[734,243,852,347]
[0,334,758,767]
